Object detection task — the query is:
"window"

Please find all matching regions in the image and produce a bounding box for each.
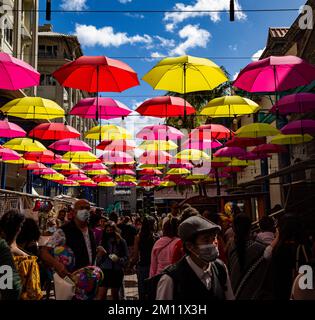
[38,45,58,57]
[40,74,56,86]
[4,19,13,47]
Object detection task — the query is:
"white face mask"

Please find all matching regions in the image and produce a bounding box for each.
[196,244,219,263]
[48,226,56,233]
[76,209,90,222]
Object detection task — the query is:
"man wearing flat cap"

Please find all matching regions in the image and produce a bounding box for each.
[156,215,234,300]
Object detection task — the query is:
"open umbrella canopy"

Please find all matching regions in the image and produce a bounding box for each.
[52,163,80,171]
[98,181,117,187]
[53,56,139,92]
[138,164,165,169]
[159,181,176,187]
[270,93,315,114]
[138,175,161,181]
[1,97,65,120]
[139,168,162,175]
[117,181,137,187]
[238,152,271,160]
[67,173,89,181]
[211,157,231,168]
[175,149,210,161]
[0,52,40,90]
[225,137,266,147]
[115,175,137,182]
[168,162,194,169]
[63,152,99,163]
[85,125,132,140]
[252,144,287,154]
[99,151,134,164]
[182,139,222,150]
[143,55,228,93]
[281,120,315,136]
[3,138,47,152]
[234,56,315,93]
[112,168,136,176]
[96,139,136,151]
[80,181,98,187]
[200,95,260,117]
[41,173,65,181]
[29,123,80,140]
[136,96,196,117]
[236,123,280,138]
[71,97,132,120]
[138,151,173,164]
[190,124,232,140]
[167,168,191,175]
[4,158,35,165]
[93,175,113,183]
[214,147,246,158]
[186,174,207,180]
[24,150,55,163]
[57,179,80,187]
[223,166,243,173]
[86,169,110,175]
[60,169,85,176]
[138,140,178,151]
[46,155,68,164]
[228,159,255,167]
[49,139,91,152]
[32,168,58,175]
[23,163,47,171]
[136,124,184,141]
[0,147,21,161]
[270,134,313,145]
[0,120,26,138]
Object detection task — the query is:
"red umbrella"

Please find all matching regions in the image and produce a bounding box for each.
[0,120,26,138]
[190,124,232,140]
[29,123,80,140]
[33,168,58,175]
[93,175,113,182]
[223,166,243,173]
[139,168,163,175]
[60,169,85,176]
[225,137,266,147]
[136,96,195,118]
[96,139,136,152]
[23,163,47,170]
[252,144,287,154]
[24,150,56,163]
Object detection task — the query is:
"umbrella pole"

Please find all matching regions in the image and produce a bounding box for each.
[183,63,187,126]
[0,162,6,189]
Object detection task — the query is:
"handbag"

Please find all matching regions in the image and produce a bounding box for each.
[53,273,75,300]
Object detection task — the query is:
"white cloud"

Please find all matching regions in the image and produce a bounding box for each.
[124,13,145,19]
[170,24,211,56]
[155,36,176,48]
[75,24,152,48]
[233,72,239,80]
[252,48,266,61]
[118,0,132,3]
[61,0,87,10]
[150,52,165,58]
[164,0,247,31]
[229,44,238,51]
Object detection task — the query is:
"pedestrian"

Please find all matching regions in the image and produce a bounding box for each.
[155,215,234,300]
[96,222,128,300]
[56,209,67,228]
[256,216,276,245]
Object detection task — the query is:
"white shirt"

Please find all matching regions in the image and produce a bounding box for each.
[156,256,235,300]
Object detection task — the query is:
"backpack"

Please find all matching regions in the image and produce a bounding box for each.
[143,258,227,300]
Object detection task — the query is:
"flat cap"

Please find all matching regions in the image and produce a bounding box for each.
[178,216,221,242]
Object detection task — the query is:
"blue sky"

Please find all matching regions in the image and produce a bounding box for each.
[38,0,307,136]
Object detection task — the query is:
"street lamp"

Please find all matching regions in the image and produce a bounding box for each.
[230,0,235,21]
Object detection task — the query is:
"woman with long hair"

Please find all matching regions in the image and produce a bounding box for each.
[96,222,128,300]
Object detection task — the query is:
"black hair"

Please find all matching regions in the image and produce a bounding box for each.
[259,216,275,232]
[109,211,119,224]
[163,216,179,238]
[0,210,25,245]
[180,207,199,224]
[139,216,156,241]
[89,214,102,229]
[16,218,40,245]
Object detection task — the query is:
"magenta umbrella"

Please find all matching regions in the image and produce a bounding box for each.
[234,56,315,93]
[82,163,108,171]
[49,139,91,152]
[117,181,137,187]
[136,125,184,141]
[99,151,134,164]
[0,147,21,161]
[182,139,222,150]
[238,152,272,160]
[71,97,132,120]
[139,150,172,164]
[270,93,315,115]
[214,147,246,158]
[33,168,58,175]
[112,168,135,176]
[169,162,194,169]
[45,155,68,164]
[0,52,40,90]
[140,175,161,181]
[281,120,315,136]
[68,173,89,181]
[252,144,287,154]
[0,120,26,138]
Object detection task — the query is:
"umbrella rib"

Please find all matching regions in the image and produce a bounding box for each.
[189,64,216,90]
[153,64,182,91]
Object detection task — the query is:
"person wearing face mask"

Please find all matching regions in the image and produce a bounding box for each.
[40,199,97,279]
[155,216,234,300]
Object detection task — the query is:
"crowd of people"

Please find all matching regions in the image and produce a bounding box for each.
[1,199,315,300]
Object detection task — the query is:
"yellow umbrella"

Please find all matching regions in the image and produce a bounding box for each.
[98,181,117,187]
[4,158,35,165]
[138,140,178,151]
[228,159,255,167]
[236,123,280,138]
[138,164,165,170]
[3,138,47,152]
[1,97,65,120]
[52,163,78,170]
[186,174,207,180]
[212,156,231,162]
[41,173,65,181]
[84,125,132,140]
[159,181,176,187]
[62,152,98,163]
[86,169,110,175]
[143,55,228,93]
[270,134,313,145]
[166,168,190,175]
[115,175,137,182]
[204,177,216,182]
[175,149,210,161]
[200,96,260,118]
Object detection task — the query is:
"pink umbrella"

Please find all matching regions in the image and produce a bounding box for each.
[93,175,113,182]
[182,139,222,150]
[140,175,161,181]
[136,125,184,141]
[45,155,68,164]
[281,120,315,136]
[29,123,80,140]
[214,147,246,158]
[99,151,134,163]
[139,150,172,164]
[169,163,194,169]
[96,139,136,152]
[238,152,272,160]
[71,97,132,120]
[190,124,232,140]
[0,52,40,90]
[0,120,26,138]
[49,139,91,152]
[23,163,47,170]
[82,163,108,171]
[33,168,58,175]
[139,168,163,175]
[68,173,89,181]
[225,137,266,147]
[270,93,315,115]
[60,169,85,176]
[117,181,137,187]
[0,147,21,161]
[252,144,288,154]
[57,179,80,186]
[234,56,315,93]
[112,168,136,176]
